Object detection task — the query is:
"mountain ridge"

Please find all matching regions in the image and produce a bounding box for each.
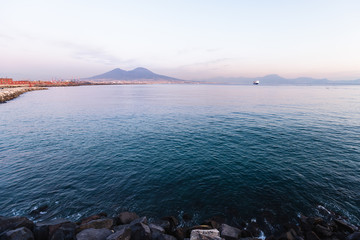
[202,74,360,85]
[86,67,183,82]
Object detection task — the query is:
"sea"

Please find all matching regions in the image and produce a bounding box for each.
[0,84,359,231]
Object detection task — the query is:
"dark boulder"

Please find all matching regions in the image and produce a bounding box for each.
[308,218,325,227]
[0,216,34,234]
[306,231,320,240]
[76,228,112,240]
[115,212,139,225]
[240,230,252,238]
[300,216,313,233]
[129,217,151,240]
[151,231,177,240]
[106,227,131,240]
[149,223,165,233]
[346,232,360,240]
[173,227,189,240]
[0,227,34,240]
[314,224,332,238]
[220,224,241,240]
[79,218,113,231]
[202,220,220,230]
[280,228,298,240]
[161,216,179,230]
[334,219,356,233]
[152,220,171,234]
[34,219,70,240]
[129,217,147,225]
[247,222,260,237]
[333,231,347,240]
[78,213,107,225]
[266,235,277,240]
[113,224,131,233]
[50,222,77,240]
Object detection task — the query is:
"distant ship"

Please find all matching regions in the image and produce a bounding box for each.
[253,80,260,85]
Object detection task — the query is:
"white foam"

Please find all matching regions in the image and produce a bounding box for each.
[259,230,266,240]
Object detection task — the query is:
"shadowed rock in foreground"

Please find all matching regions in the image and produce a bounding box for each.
[0,87,47,103]
[0,209,359,240]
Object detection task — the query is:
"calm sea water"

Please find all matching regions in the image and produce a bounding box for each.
[0,85,359,227]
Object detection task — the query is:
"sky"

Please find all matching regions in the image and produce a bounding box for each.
[1,0,360,81]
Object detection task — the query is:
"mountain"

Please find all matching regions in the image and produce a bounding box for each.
[86,67,184,82]
[203,74,359,85]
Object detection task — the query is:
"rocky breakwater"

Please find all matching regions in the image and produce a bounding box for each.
[0,209,359,240]
[0,87,47,103]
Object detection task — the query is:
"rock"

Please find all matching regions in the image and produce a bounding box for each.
[78,213,107,225]
[346,232,360,240]
[300,216,313,233]
[116,212,139,225]
[191,225,213,231]
[334,219,356,233]
[314,224,332,238]
[34,219,70,240]
[0,216,34,234]
[308,218,325,227]
[79,218,113,231]
[106,227,131,240]
[202,220,220,230]
[153,220,171,234]
[149,223,165,233]
[129,216,147,225]
[190,229,223,240]
[113,224,131,233]
[284,228,298,240]
[151,231,178,240]
[266,235,277,240]
[306,231,320,240]
[247,222,260,237]
[333,231,347,240]
[220,224,241,240]
[0,227,34,240]
[76,228,112,240]
[129,217,151,240]
[240,230,252,238]
[50,222,77,240]
[173,227,189,240]
[162,216,179,230]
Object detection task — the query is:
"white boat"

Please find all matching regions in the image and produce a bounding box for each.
[253,80,260,85]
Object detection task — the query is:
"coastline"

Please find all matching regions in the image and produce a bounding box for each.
[0,207,358,240]
[0,87,47,103]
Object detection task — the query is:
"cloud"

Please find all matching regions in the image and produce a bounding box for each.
[55,41,134,65]
[206,48,220,52]
[179,58,232,69]
[0,34,13,40]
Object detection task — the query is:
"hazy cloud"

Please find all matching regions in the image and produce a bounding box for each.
[55,41,134,65]
[0,34,13,40]
[179,58,232,68]
[206,48,220,52]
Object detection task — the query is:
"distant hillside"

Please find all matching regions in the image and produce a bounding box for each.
[86,67,184,82]
[204,74,360,85]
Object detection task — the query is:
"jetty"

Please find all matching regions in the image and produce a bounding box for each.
[0,208,358,240]
[0,87,47,103]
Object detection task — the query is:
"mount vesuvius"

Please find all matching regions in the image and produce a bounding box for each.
[85,67,187,83]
